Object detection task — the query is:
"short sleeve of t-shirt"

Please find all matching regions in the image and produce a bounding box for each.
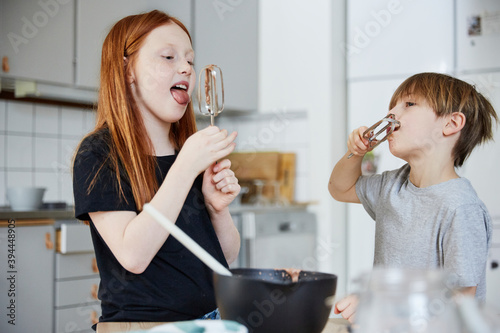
[443,204,491,287]
[73,131,137,221]
[355,166,408,220]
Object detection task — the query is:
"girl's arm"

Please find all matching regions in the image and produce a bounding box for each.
[202,159,241,264]
[90,127,237,274]
[89,162,197,274]
[207,208,240,265]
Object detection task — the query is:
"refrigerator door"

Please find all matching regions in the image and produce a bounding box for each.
[459,72,500,312]
[486,231,500,312]
[459,73,500,217]
[456,0,500,72]
[346,0,454,79]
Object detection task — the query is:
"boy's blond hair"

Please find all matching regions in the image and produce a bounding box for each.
[389,72,498,167]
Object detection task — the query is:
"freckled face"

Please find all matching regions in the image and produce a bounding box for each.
[129,23,196,124]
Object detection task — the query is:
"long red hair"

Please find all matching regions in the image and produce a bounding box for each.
[86,10,197,211]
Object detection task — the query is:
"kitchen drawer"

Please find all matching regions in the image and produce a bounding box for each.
[55,277,100,307]
[55,304,101,333]
[239,211,317,270]
[253,211,316,236]
[56,253,99,279]
[57,222,94,253]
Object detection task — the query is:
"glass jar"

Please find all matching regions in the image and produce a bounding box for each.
[248,179,270,206]
[353,268,462,333]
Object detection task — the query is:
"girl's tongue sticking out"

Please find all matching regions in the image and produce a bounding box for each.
[171,82,190,105]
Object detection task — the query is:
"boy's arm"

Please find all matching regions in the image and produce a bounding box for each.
[329,126,370,203]
[328,152,362,203]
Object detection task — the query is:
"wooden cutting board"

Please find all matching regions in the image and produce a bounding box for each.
[227,152,296,202]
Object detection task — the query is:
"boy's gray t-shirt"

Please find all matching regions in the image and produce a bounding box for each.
[356,164,491,301]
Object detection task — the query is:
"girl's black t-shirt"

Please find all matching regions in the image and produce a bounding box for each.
[73,129,228,324]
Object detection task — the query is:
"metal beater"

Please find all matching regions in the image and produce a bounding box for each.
[197,64,224,126]
[347,114,401,158]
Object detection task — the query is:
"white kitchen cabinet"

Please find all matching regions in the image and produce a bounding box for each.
[459,73,500,309]
[75,0,192,89]
[0,220,55,333]
[257,0,334,113]
[195,0,331,113]
[193,0,258,112]
[459,72,500,217]
[456,0,500,72]
[486,225,500,313]
[237,210,317,270]
[0,0,74,85]
[346,0,454,79]
[55,304,101,333]
[55,221,100,333]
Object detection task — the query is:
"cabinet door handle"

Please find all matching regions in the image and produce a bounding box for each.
[2,56,9,72]
[92,257,99,273]
[45,232,54,250]
[91,284,98,299]
[279,222,292,232]
[90,310,98,325]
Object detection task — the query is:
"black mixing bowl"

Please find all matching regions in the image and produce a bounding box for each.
[213,268,337,333]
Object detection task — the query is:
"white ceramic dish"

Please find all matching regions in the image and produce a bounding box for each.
[7,187,46,211]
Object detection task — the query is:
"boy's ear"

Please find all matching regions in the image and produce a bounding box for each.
[124,56,134,84]
[443,112,465,136]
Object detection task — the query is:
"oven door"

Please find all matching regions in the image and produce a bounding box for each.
[237,210,317,270]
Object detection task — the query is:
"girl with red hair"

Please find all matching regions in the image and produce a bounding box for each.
[73,10,240,326]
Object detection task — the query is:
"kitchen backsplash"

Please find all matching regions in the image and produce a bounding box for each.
[0,99,310,207]
[204,110,310,204]
[0,100,94,206]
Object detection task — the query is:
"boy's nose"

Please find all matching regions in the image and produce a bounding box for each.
[388,105,402,117]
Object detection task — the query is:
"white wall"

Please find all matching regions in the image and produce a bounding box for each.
[257,0,348,296]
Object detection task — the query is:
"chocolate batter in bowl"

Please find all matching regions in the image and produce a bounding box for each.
[281,268,302,283]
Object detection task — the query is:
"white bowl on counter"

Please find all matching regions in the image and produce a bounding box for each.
[7,187,46,211]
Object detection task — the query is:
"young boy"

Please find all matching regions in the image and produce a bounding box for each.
[328,72,498,322]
